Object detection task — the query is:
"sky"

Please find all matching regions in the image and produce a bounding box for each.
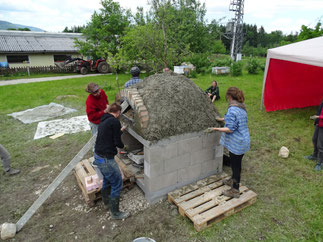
[0,0,322,34]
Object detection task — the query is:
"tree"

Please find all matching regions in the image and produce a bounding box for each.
[298,21,323,41]
[133,7,147,26]
[125,0,209,68]
[7,28,30,31]
[212,40,226,54]
[63,25,85,33]
[120,23,167,72]
[75,0,131,59]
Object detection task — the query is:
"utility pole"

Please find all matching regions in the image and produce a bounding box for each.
[226,0,245,62]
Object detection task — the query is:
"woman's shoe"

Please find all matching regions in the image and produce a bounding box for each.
[222,188,240,198]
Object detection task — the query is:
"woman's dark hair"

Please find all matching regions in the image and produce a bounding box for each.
[226,87,245,103]
[212,80,217,86]
[109,103,122,113]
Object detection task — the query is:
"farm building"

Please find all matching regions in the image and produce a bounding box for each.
[0,30,84,68]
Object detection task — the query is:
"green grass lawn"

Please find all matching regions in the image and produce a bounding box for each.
[0,72,322,241]
[0,72,79,81]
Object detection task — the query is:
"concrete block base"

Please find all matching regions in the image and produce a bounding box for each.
[129,128,223,203]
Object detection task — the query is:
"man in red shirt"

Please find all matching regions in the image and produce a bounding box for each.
[86,83,109,136]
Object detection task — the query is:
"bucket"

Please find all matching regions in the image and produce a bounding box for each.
[133,237,156,242]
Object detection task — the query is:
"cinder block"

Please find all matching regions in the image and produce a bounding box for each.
[164,153,191,173]
[201,159,218,175]
[214,156,223,173]
[144,159,164,178]
[202,132,221,148]
[144,145,165,164]
[178,136,203,155]
[178,163,202,183]
[144,160,150,178]
[191,148,215,165]
[215,145,224,158]
[163,142,178,160]
[214,132,221,145]
[145,170,178,192]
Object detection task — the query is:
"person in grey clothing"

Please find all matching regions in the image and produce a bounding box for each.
[0,144,20,175]
[124,66,142,88]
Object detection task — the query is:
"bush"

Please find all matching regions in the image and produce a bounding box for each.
[212,40,226,54]
[230,61,243,76]
[184,53,211,73]
[246,58,260,74]
[212,57,232,67]
[258,58,266,71]
[189,70,197,78]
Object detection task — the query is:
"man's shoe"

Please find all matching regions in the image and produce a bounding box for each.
[314,163,322,171]
[223,178,233,187]
[304,155,318,161]
[110,197,130,220]
[5,168,20,176]
[222,188,240,198]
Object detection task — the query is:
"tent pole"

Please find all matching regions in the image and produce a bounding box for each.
[260,56,271,111]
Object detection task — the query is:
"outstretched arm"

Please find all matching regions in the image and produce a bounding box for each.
[213,127,232,133]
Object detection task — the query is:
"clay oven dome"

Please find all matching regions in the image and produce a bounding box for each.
[120,72,221,141]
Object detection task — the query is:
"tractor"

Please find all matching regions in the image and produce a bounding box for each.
[55,57,111,75]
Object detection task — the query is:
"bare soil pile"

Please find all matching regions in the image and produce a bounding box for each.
[134,72,221,141]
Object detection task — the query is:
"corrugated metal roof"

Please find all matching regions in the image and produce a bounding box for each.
[0,30,84,53]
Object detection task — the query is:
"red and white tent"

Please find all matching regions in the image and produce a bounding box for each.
[261,36,323,111]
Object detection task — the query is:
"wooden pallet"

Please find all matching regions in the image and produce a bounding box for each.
[74,158,101,207]
[74,156,138,206]
[168,173,257,232]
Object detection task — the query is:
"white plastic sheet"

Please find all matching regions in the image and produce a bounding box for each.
[8,103,76,124]
[34,115,90,139]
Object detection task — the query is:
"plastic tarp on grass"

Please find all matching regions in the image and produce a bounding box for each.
[34,115,90,139]
[8,103,76,124]
[261,36,323,112]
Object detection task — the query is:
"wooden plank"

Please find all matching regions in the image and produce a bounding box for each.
[194,190,257,227]
[174,179,228,205]
[168,173,229,202]
[74,159,101,196]
[185,186,249,218]
[82,159,96,175]
[74,162,88,185]
[180,184,232,212]
[16,134,96,232]
[115,155,133,178]
[74,170,90,203]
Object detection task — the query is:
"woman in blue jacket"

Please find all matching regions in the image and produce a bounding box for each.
[213,87,250,198]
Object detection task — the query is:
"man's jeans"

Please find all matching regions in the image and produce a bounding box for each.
[94,153,123,198]
[0,144,11,172]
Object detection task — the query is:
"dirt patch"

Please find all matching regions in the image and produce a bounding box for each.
[134,72,221,141]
